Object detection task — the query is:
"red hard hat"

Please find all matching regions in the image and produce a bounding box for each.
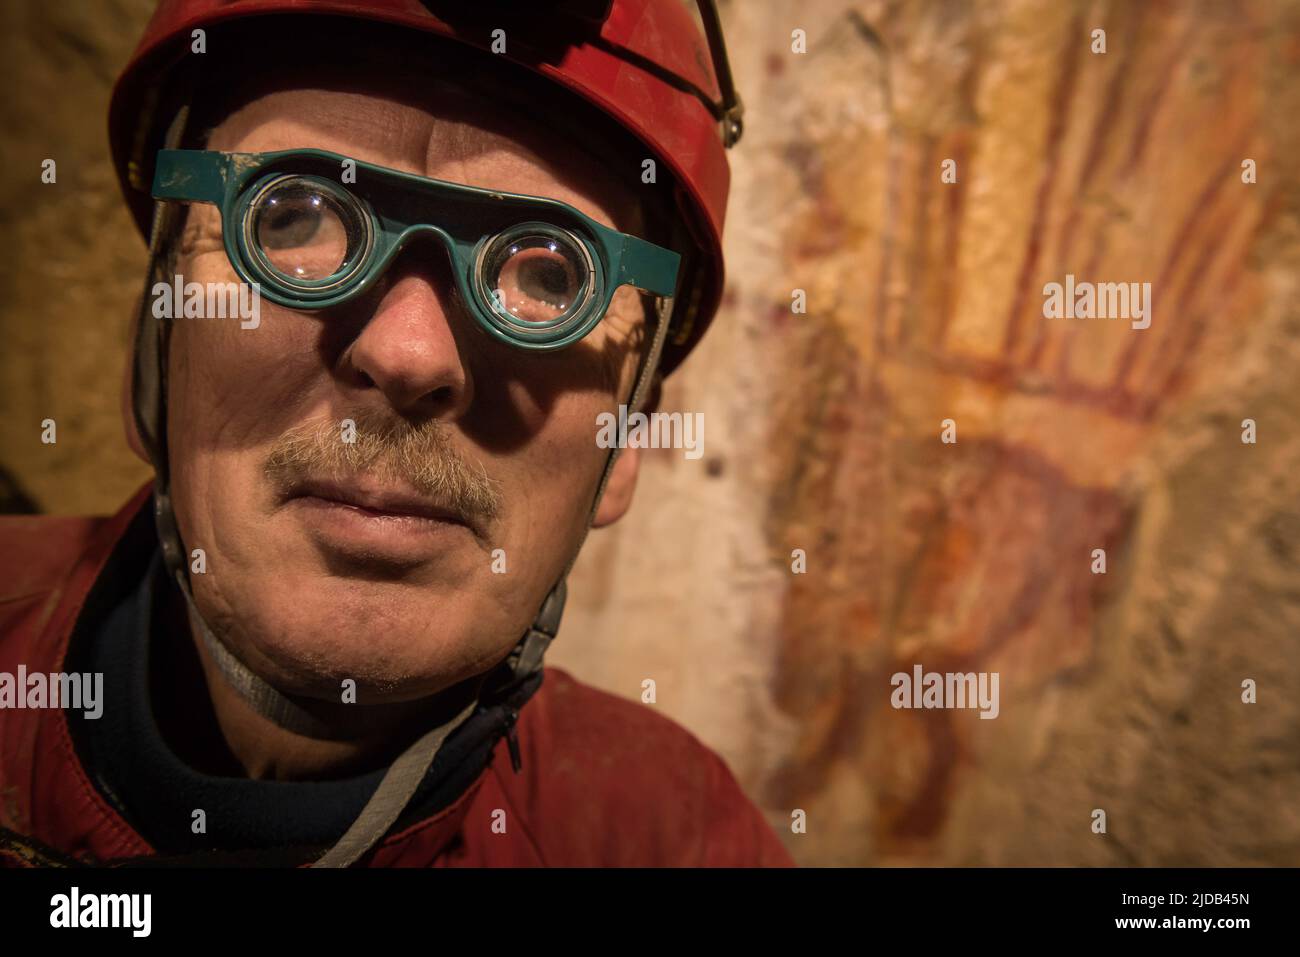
[108,0,739,374]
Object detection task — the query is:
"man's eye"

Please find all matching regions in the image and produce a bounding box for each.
[488,242,584,321]
[259,202,323,249]
[251,180,359,281]
[516,255,576,308]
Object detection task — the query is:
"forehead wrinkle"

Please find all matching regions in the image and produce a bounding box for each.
[206,89,433,174]
[421,117,625,233]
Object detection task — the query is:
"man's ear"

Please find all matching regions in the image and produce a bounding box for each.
[592,372,663,527]
[640,373,663,416]
[592,444,640,528]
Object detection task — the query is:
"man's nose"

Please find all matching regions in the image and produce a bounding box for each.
[342,260,474,418]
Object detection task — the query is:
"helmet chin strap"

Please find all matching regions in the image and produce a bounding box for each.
[133,102,674,863]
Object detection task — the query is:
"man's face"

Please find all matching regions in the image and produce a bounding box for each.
[164,75,650,703]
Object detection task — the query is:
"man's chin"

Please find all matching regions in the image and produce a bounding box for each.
[196,576,503,706]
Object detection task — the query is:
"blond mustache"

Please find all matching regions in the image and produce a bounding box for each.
[263,409,502,522]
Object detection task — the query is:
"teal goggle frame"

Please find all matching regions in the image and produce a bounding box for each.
[151,148,681,351]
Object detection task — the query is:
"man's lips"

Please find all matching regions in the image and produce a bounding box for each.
[285,477,480,537]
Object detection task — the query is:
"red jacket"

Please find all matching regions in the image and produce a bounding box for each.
[0,484,793,867]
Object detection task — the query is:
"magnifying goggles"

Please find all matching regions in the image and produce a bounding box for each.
[151,148,681,351]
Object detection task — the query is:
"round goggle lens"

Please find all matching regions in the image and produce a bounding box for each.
[482,231,590,326]
[249,177,367,284]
